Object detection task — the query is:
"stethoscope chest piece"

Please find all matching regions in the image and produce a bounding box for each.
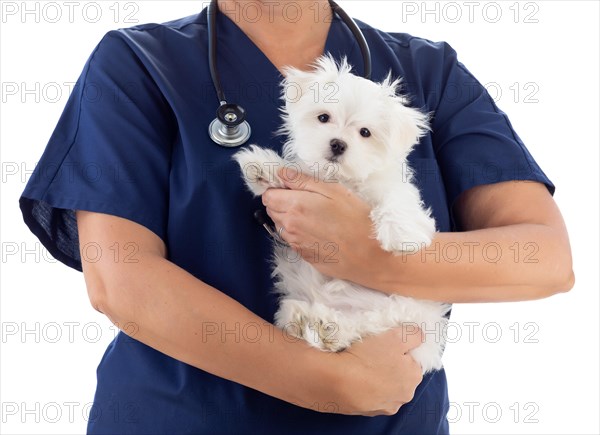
[209,103,252,147]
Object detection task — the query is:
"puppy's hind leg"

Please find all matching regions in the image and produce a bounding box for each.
[274,299,350,352]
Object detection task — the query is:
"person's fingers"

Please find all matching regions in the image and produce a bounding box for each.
[277,167,340,198]
[398,324,424,352]
[262,188,313,213]
[265,209,286,235]
[266,208,305,247]
[265,207,284,224]
[265,208,293,231]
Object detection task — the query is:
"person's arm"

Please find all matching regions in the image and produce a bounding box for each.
[75,210,424,416]
[262,171,574,303]
[373,180,575,302]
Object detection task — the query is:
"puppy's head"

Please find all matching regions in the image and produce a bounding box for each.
[279,55,429,181]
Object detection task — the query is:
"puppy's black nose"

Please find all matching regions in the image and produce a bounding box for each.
[330,139,347,156]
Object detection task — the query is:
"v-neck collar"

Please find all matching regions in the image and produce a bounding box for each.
[212,5,363,87]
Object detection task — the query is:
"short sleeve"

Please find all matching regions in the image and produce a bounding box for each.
[430,42,555,221]
[19,31,176,272]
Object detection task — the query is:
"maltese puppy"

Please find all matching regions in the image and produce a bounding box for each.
[233,55,450,374]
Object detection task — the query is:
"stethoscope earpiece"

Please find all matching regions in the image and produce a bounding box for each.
[208,103,252,147]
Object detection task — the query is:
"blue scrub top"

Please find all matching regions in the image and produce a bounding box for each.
[20,6,554,435]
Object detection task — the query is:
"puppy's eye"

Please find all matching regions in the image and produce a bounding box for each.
[360,128,371,138]
[318,113,330,123]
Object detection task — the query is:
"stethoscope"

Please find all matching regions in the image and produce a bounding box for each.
[207,0,372,148]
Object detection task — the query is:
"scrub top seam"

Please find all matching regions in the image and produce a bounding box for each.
[454,61,540,182]
[124,22,206,32]
[122,19,204,34]
[378,32,413,49]
[38,37,107,203]
[432,42,455,129]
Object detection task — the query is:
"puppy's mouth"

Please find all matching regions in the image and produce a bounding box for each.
[326,154,340,163]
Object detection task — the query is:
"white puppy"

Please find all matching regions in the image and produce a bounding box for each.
[233,55,450,374]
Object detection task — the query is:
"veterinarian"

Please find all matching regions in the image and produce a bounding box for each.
[19,0,574,433]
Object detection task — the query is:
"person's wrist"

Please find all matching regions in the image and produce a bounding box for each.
[349,235,399,293]
[324,348,385,416]
[296,344,353,414]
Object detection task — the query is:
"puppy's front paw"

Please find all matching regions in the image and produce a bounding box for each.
[232,145,287,196]
[371,207,436,253]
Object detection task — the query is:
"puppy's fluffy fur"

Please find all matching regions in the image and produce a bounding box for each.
[233,56,450,374]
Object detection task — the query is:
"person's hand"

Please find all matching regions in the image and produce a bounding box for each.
[331,325,424,416]
[262,167,387,282]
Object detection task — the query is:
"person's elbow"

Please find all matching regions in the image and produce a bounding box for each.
[84,271,110,315]
[82,261,142,322]
[548,258,575,296]
[81,258,123,318]
[538,240,575,298]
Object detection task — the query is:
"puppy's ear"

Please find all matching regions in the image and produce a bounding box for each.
[378,70,430,154]
[280,54,348,106]
[388,97,431,156]
[379,71,406,101]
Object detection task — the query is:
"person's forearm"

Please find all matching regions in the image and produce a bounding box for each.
[361,223,574,303]
[91,253,339,411]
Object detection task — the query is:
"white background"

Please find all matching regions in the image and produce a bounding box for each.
[1,1,598,434]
